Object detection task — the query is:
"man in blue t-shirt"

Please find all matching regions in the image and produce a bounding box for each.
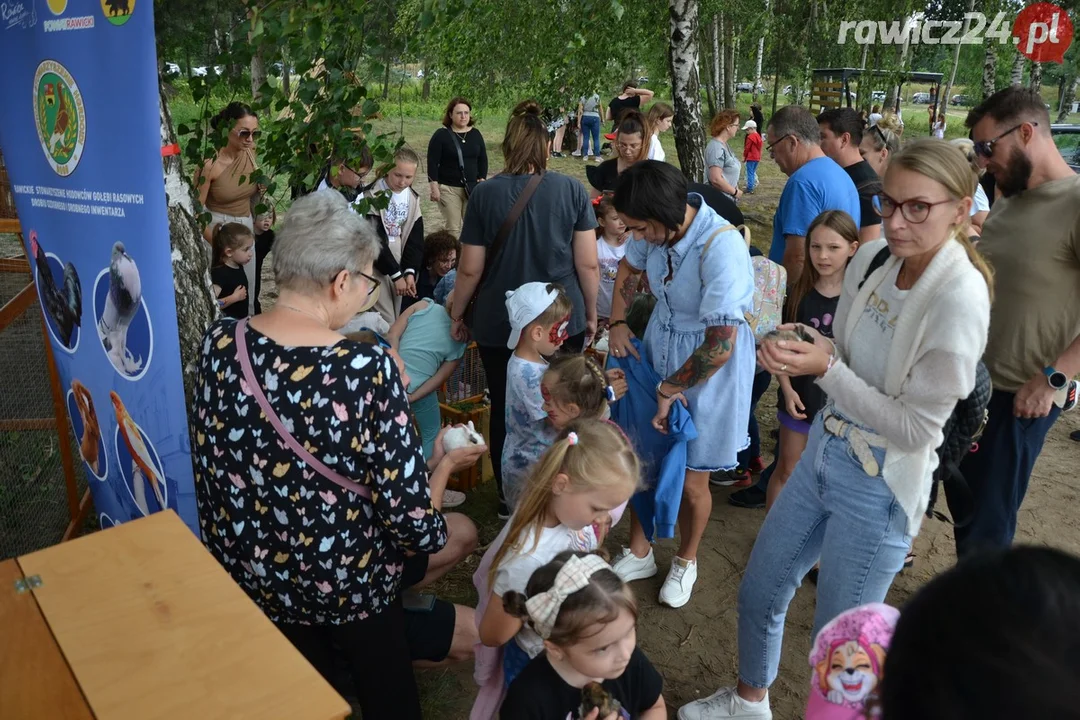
[765,105,860,287]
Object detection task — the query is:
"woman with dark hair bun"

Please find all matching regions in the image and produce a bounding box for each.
[448,99,599,519]
[605,160,756,611]
[194,101,261,316]
[427,96,488,237]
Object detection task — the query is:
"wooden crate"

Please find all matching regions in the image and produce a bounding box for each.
[439,394,492,492]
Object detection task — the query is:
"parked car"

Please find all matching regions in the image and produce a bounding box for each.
[164,61,181,78]
[912,92,932,104]
[1051,124,1080,172]
[637,76,649,84]
[871,90,886,102]
[191,66,208,77]
[736,81,765,93]
[951,94,973,106]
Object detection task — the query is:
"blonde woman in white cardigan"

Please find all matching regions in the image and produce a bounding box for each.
[678,139,994,720]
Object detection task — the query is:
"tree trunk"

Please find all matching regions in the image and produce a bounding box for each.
[1030,61,1043,92]
[251,49,267,101]
[1058,76,1079,122]
[712,14,722,104]
[281,52,290,98]
[422,62,431,101]
[941,0,976,119]
[753,7,765,101]
[982,35,997,100]
[669,0,707,182]
[702,27,718,118]
[860,42,868,70]
[158,80,218,409]
[770,7,784,116]
[722,15,735,107]
[1011,51,1024,85]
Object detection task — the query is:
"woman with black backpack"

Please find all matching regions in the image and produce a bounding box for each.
[678,139,993,720]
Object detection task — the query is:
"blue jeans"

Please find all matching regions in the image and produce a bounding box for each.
[954,389,1060,558]
[745,160,759,192]
[736,410,911,688]
[738,369,772,467]
[580,114,601,157]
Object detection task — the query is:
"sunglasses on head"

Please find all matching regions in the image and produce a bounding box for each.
[973,122,1035,158]
[236,129,262,141]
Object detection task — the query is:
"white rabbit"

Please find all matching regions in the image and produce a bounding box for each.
[442,421,485,451]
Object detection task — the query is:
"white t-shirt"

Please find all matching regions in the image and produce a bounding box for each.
[596,236,628,318]
[502,355,556,505]
[648,133,665,162]
[838,262,908,408]
[868,112,883,127]
[932,121,946,139]
[316,178,365,212]
[971,184,990,216]
[491,522,601,657]
[384,187,411,241]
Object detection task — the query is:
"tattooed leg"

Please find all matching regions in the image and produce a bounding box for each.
[665,325,736,390]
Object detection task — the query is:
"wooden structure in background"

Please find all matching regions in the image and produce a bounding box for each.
[810,68,944,116]
[1,511,350,720]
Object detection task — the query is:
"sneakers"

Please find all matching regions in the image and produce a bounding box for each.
[497,499,511,520]
[593,155,603,163]
[612,547,658,582]
[571,150,582,157]
[659,556,698,608]
[710,468,751,487]
[442,489,466,509]
[728,485,767,509]
[678,688,772,720]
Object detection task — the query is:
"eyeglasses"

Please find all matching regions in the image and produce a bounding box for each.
[236,129,262,141]
[330,269,380,295]
[973,122,1035,158]
[617,142,642,152]
[766,134,793,156]
[873,193,955,224]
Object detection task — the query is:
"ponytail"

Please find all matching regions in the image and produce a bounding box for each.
[211,222,255,267]
[955,230,995,303]
[487,421,639,587]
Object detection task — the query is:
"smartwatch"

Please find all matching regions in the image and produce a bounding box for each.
[1044,366,1068,390]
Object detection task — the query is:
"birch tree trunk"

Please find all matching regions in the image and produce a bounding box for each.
[713,14,722,104]
[1030,61,1043,92]
[754,7,765,101]
[251,50,267,102]
[158,81,218,409]
[1058,76,1079,122]
[941,0,976,117]
[860,43,868,70]
[1011,51,1025,85]
[702,27,718,118]
[723,14,736,107]
[982,36,997,99]
[281,53,291,98]
[669,0,707,182]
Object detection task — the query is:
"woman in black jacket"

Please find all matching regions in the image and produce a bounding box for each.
[427,97,488,238]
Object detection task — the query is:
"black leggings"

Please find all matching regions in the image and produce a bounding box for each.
[276,603,421,720]
[478,331,586,503]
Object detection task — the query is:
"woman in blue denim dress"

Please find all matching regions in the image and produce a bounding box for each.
[605,160,756,609]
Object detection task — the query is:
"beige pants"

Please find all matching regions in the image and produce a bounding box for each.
[209,211,256,316]
[437,184,469,238]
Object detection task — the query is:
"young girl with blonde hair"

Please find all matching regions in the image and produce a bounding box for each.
[471,421,640,717]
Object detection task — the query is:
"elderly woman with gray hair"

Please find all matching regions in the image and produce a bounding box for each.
[193,189,485,719]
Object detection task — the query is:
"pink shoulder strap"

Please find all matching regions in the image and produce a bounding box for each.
[234,319,372,501]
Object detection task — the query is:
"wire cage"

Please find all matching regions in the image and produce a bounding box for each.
[438,343,492,491]
[0,154,90,560]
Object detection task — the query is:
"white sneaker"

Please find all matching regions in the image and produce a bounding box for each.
[659,556,698,608]
[611,547,658,582]
[593,156,603,163]
[442,489,466,509]
[571,150,582,157]
[678,688,772,720]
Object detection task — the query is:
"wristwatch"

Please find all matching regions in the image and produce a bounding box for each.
[1044,366,1068,390]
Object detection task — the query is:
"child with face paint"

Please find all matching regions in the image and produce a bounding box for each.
[501,282,574,509]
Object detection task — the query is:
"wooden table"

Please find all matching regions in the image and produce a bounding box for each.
[0,511,350,720]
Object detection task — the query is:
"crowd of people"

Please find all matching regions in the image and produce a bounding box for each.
[189,84,1080,720]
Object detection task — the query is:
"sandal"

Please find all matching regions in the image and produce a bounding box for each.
[903,552,916,570]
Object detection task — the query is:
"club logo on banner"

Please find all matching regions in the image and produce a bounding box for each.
[34,61,86,175]
[0,0,199,535]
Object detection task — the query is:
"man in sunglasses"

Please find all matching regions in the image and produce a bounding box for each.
[818,108,883,243]
[955,86,1080,559]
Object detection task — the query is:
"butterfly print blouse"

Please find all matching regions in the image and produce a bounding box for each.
[193,318,448,625]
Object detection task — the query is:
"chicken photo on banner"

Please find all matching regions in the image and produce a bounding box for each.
[29,230,82,350]
[68,379,104,477]
[95,241,150,377]
[110,391,168,516]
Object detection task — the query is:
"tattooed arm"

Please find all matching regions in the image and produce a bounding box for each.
[609,257,644,324]
[660,324,737,394]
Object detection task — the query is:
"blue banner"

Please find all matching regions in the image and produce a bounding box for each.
[0,0,198,534]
